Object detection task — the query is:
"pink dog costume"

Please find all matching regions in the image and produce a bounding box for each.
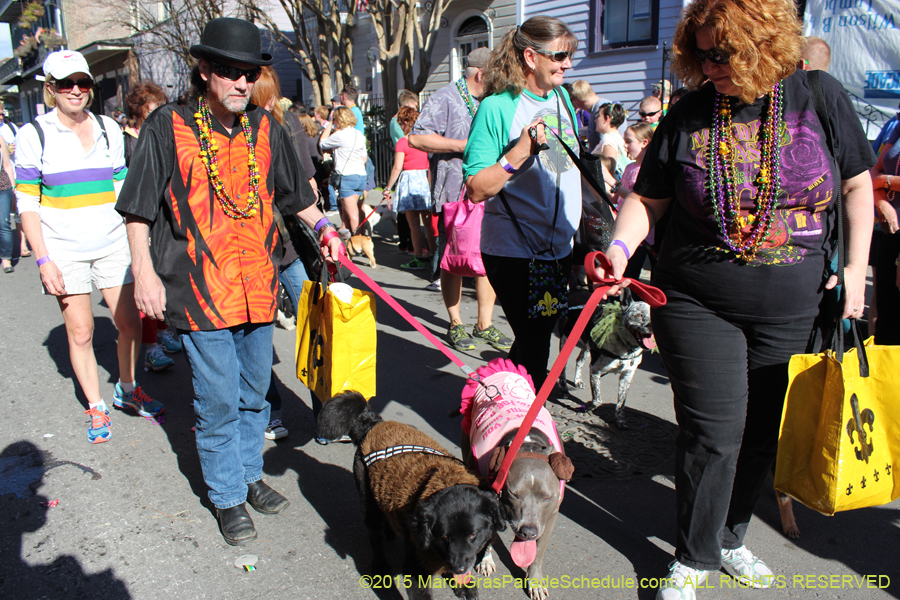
[460,358,566,497]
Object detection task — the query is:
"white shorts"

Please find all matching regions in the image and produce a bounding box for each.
[47,244,134,295]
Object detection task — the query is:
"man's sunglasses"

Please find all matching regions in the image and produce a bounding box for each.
[209,60,262,83]
[52,77,94,93]
[639,109,661,118]
[693,47,730,65]
[535,49,574,62]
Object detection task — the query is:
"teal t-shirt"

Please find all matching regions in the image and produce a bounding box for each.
[351,105,365,134]
[463,87,582,260]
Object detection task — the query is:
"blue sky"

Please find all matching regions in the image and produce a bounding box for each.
[0,24,10,59]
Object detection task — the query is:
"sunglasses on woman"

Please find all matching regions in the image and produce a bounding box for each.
[535,49,574,62]
[693,47,730,65]
[52,77,94,93]
[209,60,262,83]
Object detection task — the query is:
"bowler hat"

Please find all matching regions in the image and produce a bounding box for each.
[190,18,273,66]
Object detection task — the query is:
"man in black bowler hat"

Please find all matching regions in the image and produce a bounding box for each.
[116,17,342,546]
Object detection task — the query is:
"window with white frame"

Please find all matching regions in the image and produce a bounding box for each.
[590,0,659,52]
[455,16,489,74]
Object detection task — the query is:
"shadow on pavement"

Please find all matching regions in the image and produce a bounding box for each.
[0,441,131,600]
[260,441,404,600]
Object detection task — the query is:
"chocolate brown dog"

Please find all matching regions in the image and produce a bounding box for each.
[319,390,505,599]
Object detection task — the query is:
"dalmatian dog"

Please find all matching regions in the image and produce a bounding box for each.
[556,288,655,428]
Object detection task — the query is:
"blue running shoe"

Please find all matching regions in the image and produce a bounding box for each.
[86,403,111,444]
[157,330,183,353]
[144,346,175,372]
[114,383,165,417]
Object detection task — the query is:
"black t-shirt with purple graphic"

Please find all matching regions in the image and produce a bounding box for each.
[634,69,875,322]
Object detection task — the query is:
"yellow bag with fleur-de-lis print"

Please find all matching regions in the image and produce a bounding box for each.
[295,275,377,402]
[775,325,900,515]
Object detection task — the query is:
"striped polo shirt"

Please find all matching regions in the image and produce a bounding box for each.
[15,109,128,261]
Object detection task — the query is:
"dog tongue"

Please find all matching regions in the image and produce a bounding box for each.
[453,572,473,585]
[643,334,657,350]
[510,538,537,568]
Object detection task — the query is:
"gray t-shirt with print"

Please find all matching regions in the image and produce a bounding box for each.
[410,81,478,211]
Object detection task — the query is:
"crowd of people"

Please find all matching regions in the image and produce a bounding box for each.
[2,1,894,597]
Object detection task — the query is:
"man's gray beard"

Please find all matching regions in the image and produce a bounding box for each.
[215,94,250,113]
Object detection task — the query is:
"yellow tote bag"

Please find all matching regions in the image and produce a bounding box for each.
[295,276,377,402]
[776,325,900,515]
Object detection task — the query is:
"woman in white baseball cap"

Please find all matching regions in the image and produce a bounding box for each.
[15,50,164,445]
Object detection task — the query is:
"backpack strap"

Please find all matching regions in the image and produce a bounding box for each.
[30,112,111,159]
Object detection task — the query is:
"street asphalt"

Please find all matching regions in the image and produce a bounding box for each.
[1,205,898,600]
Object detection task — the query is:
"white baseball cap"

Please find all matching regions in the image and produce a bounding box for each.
[43,50,91,81]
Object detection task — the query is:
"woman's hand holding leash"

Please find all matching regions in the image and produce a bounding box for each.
[598,243,631,299]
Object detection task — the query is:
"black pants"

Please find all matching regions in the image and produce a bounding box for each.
[873,229,900,345]
[483,252,573,390]
[652,291,815,570]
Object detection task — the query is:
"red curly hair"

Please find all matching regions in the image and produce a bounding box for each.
[671,0,803,104]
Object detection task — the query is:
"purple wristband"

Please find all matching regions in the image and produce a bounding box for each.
[314,217,331,235]
[499,155,517,174]
[36,255,51,267]
[610,240,631,260]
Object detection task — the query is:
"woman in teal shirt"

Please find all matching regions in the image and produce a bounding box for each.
[464,15,582,388]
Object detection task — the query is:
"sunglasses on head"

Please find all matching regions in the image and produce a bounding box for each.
[52,77,93,93]
[209,60,262,83]
[693,46,730,65]
[535,49,573,62]
[639,109,661,118]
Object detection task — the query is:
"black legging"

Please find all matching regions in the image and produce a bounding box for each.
[652,289,815,570]
[482,252,573,390]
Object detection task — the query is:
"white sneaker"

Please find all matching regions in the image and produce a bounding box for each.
[426,279,441,291]
[720,546,774,588]
[656,560,710,600]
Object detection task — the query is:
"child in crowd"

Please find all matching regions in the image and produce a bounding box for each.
[615,122,655,279]
[615,122,653,209]
[383,106,434,269]
[591,103,631,177]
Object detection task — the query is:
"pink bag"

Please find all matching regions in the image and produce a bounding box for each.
[440,187,486,277]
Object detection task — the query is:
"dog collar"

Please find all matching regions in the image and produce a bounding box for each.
[362,445,466,467]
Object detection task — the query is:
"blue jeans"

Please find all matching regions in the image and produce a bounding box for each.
[0,187,13,260]
[266,259,309,415]
[180,323,274,509]
[326,184,338,211]
[365,158,375,191]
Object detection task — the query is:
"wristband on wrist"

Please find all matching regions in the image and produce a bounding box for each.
[499,155,517,174]
[321,229,340,245]
[314,217,331,234]
[36,255,51,267]
[610,239,631,260]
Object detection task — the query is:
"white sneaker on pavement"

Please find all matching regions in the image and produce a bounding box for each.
[426,279,441,291]
[656,560,710,600]
[720,546,775,588]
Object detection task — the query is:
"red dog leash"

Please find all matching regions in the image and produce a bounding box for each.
[353,198,387,236]
[489,251,666,493]
[336,251,666,494]
[338,254,479,379]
